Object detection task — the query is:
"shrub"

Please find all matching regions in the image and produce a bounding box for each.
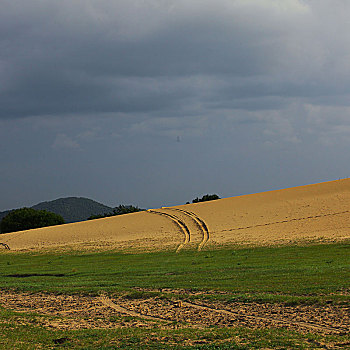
[0,208,65,234]
[191,194,220,203]
[113,205,142,215]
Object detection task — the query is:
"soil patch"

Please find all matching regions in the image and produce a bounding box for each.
[0,290,348,335]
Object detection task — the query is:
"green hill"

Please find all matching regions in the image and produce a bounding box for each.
[0,210,11,223]
[0,197,113,224]
[31,197,113,223]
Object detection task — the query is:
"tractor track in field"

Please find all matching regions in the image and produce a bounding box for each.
[223,210,350,233]
[181,300,349,335]
[99,294,169,323]
[147,209,190,252]
[1,290,349,335]
[100,296,349,335]
[101,296,348,334]
[163,208,210,251]
[148,208,210,251]
[0,242,10,250]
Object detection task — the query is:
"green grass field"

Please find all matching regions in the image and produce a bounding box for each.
[1,243,349,302]
[0,243,349,349]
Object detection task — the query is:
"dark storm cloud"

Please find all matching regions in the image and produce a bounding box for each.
[1,0,333,120]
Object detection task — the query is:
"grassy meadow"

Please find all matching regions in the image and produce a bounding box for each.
[1,243,349,301]
[0,242,349,349]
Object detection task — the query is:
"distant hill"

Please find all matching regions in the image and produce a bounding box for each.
[0,210,11,223]
[0,197,113,223]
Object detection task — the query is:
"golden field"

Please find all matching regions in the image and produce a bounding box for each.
[1,178,349,252]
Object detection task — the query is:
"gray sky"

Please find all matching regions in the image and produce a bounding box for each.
[1,0,350,211]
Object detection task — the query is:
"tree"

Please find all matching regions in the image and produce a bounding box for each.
[0,208,65,234]
[87,205,143,220]
[113,205,142,215]
[191,194,220,203]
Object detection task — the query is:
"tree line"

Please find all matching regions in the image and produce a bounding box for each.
[87,205,143,220]
[0,208,64,234]
[0,205,144,234]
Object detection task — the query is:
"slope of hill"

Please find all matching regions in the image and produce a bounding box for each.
[31,197,113,223]
[0,197,113,224]
[0,210,11,223]
[1,178,349,251]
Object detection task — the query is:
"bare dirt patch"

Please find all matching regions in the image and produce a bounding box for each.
[0,291,158,330]
[0,290,349,335]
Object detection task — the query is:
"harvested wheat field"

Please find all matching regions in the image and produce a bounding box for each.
[1,178,350,252]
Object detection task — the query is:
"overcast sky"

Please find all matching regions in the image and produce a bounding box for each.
[1,0,350,211]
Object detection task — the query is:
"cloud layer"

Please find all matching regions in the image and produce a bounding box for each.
[1,0,350,210]
[2,0,350,119]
